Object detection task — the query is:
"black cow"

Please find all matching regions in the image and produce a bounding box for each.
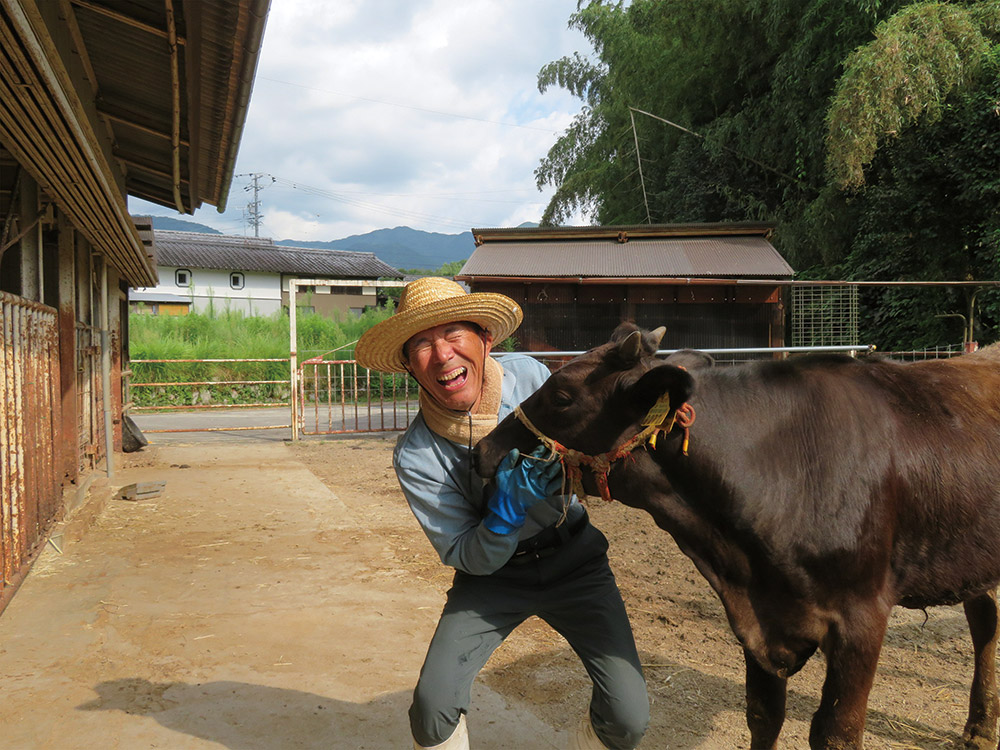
[474,322,1000,749]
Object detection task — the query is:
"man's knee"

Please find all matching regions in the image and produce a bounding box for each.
[409,681,463,747]
[592,696,650,750]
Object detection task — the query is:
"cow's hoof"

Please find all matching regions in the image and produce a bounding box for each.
[962,726,998,749]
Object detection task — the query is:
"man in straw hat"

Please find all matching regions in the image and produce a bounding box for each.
[355,277,648,750]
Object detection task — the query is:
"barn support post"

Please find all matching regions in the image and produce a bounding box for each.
[99,256,114,479]
[18,175,40,302]
[56,211,79,484]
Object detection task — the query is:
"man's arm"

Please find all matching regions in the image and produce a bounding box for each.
[394,432,520,575]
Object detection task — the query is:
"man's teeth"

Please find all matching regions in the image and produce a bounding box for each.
[438,367,467,383]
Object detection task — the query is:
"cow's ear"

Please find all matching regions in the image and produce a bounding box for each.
[616,330,643,363]
[611,321,640,344]
[626,363,694,414]
[637,326,666,356]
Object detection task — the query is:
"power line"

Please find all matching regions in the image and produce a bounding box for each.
[628,106,808,189]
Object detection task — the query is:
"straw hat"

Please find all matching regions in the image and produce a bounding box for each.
[355,277,523,373]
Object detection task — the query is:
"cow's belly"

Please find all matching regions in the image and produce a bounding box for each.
[892,530,1000,608]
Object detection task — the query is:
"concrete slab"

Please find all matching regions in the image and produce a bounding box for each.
[0,442,563,749]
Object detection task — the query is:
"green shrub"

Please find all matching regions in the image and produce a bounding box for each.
[129,306,399,407]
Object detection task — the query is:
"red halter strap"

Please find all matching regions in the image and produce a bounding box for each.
[512,401,694,503]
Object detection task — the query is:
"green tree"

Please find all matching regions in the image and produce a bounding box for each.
[538,0,1000,346]
[826,1,1000,188]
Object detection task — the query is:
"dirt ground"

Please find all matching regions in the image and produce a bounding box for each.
[0,436,979,749]
[291,438,976,750]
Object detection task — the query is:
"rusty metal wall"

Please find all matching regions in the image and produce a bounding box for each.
[1,291,60,606]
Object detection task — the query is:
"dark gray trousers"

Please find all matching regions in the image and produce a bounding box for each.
[409,519,649,749]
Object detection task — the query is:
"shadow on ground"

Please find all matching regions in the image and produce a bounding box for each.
[78,677,409,750]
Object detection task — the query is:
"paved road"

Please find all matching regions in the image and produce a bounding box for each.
[132,403,419,443]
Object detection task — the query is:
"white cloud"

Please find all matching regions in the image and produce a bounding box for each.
[129,0,589,240]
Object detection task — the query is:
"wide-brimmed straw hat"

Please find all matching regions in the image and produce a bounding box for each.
[355,277,523,373]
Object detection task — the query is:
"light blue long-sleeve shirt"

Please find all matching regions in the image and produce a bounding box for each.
[393,354,583,575]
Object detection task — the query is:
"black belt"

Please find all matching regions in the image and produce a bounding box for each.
[509,513,588,564]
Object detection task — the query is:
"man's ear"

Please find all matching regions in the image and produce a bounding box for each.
[481,329,495,357]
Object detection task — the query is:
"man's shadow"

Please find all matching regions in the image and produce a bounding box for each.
[78,677,412,750]
[78,656,960,750]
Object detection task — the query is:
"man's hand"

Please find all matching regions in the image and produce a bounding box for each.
[483,446,563,535]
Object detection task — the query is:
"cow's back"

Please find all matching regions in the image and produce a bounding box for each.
[680,351,1000,608]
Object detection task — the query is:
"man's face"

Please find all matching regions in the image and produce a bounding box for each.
[405,322,494,412]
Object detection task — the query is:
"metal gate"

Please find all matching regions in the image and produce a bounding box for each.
[296,357,418,436]
[76,322,104,469]
[1,293,60,607]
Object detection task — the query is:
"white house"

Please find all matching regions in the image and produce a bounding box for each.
[131,224,402,317]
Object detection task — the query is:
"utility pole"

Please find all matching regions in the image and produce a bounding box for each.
[237,172,274,237]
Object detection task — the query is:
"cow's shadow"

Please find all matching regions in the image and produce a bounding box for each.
[638,653,963,749]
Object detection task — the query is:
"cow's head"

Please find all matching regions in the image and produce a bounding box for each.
[473,322,696,483]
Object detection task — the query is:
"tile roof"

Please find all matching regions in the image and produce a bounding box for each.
[460,224,793,280]
[152,230,402,278]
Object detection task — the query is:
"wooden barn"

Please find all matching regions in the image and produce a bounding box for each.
[0,0,268,612]
[457,224,794,352]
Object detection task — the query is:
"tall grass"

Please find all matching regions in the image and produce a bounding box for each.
[129,304,396,407]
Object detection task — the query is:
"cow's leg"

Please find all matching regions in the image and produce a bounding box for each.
[962,588,1000,749]
[745,648,786,749]
[809,605,889,750]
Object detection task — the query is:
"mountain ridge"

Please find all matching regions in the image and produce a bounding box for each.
[146,216,537,270]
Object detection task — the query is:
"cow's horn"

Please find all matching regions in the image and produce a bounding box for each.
[620,330,642,360]
[650,326,666,348]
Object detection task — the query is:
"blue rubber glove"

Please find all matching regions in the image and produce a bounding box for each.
[483,446,563,535]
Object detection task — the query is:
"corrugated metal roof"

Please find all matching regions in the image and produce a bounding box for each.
[459,235,793,279]
[153,230,402,278]
[69,0,268,213]
[1,0,268,286]
[471,222,775,240]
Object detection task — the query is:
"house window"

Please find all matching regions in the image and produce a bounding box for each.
[175,268,192,287]
[230,272,245,290]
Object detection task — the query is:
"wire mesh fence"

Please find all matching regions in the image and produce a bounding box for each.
[791,285,859,347]
[876,344,967,361]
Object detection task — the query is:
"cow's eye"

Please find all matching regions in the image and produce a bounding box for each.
[552,391,574,407]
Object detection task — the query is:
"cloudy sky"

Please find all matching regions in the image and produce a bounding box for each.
[128,0,592,241]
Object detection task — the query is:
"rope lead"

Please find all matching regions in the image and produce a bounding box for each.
[512,399,694,504]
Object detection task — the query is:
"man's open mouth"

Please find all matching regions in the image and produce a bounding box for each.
[437,367,468,390]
